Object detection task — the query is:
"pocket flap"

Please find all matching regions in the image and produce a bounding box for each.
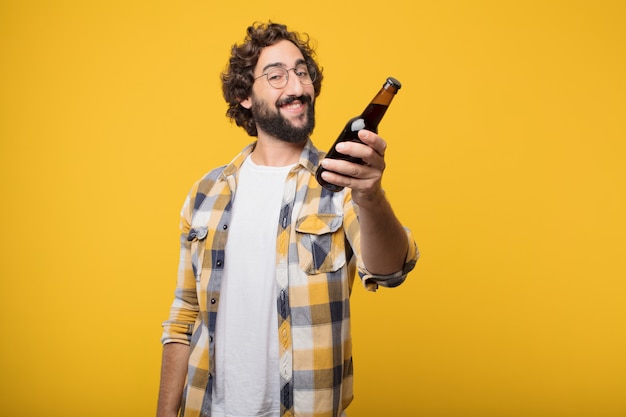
[295,214,343,235]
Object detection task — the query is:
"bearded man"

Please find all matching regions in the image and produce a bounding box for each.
[157,21,419,417]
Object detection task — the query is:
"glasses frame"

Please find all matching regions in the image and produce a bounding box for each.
[254,64,316,89]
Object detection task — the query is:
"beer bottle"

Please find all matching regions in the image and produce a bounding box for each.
[315,76,402,192]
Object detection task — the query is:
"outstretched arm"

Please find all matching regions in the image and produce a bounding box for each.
[319,129,409,274]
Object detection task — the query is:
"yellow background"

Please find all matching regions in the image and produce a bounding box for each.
[1,1,625,416]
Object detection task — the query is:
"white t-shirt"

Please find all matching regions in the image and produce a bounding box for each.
[211,156,292,417]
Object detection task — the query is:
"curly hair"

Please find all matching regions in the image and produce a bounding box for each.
[221,22,324,137]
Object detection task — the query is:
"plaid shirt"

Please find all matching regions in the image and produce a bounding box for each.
[162,140,419,417]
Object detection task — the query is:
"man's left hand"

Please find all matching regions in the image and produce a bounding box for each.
[319,129,387,207]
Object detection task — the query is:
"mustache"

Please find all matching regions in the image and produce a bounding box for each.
[276,94,312,107]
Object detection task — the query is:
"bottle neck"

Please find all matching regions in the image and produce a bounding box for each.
[360,87,398,130]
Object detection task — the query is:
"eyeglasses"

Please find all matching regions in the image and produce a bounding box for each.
[255,64,316,89]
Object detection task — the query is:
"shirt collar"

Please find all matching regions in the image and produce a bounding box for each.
[220,139,321,180]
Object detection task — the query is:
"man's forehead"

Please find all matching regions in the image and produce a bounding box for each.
[256,40,305,70]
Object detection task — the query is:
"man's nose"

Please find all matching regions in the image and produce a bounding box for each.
[283,70,304,96]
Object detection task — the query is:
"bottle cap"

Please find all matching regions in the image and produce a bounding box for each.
[385,77,402,89]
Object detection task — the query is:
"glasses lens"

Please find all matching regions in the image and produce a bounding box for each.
[266,67,288,88]
[295,64,315,85]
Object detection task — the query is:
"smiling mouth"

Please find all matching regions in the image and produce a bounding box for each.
[278,95,311,112]
[282,101,303,111]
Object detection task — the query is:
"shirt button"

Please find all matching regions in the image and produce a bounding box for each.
[223,224,228,230]
[210,298,216,304]
[216,260,223,267]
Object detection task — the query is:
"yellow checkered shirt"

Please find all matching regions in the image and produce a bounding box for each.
[162,140,419,417]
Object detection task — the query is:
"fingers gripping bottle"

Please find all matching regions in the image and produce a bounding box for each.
[315,76,402,192]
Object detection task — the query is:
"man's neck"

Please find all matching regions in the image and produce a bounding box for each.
[251,134,306,167]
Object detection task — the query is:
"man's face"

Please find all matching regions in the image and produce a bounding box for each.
[241,40,316,143]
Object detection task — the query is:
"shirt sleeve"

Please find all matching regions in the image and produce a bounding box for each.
[161,185,201,345]
[342,191,420,292]
[359,227,419,291]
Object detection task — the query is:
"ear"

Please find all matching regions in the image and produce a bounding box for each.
[240,96,252,109]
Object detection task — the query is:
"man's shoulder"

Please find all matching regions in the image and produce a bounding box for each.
[182,164,229,215]
[196,163,228,191]
[193,144,252,191]
[199,164,228,183]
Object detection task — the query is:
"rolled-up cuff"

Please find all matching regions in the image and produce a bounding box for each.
[161,321,193,345]
[358,232,419,292]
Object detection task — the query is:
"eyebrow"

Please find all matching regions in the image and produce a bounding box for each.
[260,58,307,74]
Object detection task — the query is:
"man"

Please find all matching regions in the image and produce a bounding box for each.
[158,22,419,417]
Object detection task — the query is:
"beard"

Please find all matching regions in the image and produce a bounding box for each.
[251,94,315,144]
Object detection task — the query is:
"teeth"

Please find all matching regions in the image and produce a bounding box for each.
[283,102,302,109]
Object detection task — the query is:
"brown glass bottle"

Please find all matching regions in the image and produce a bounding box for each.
[315,77,402,192]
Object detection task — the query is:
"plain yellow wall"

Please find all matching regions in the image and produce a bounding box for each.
[1,1,625,416]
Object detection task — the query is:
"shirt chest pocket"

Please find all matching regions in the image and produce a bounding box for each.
[295,214,346,275]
